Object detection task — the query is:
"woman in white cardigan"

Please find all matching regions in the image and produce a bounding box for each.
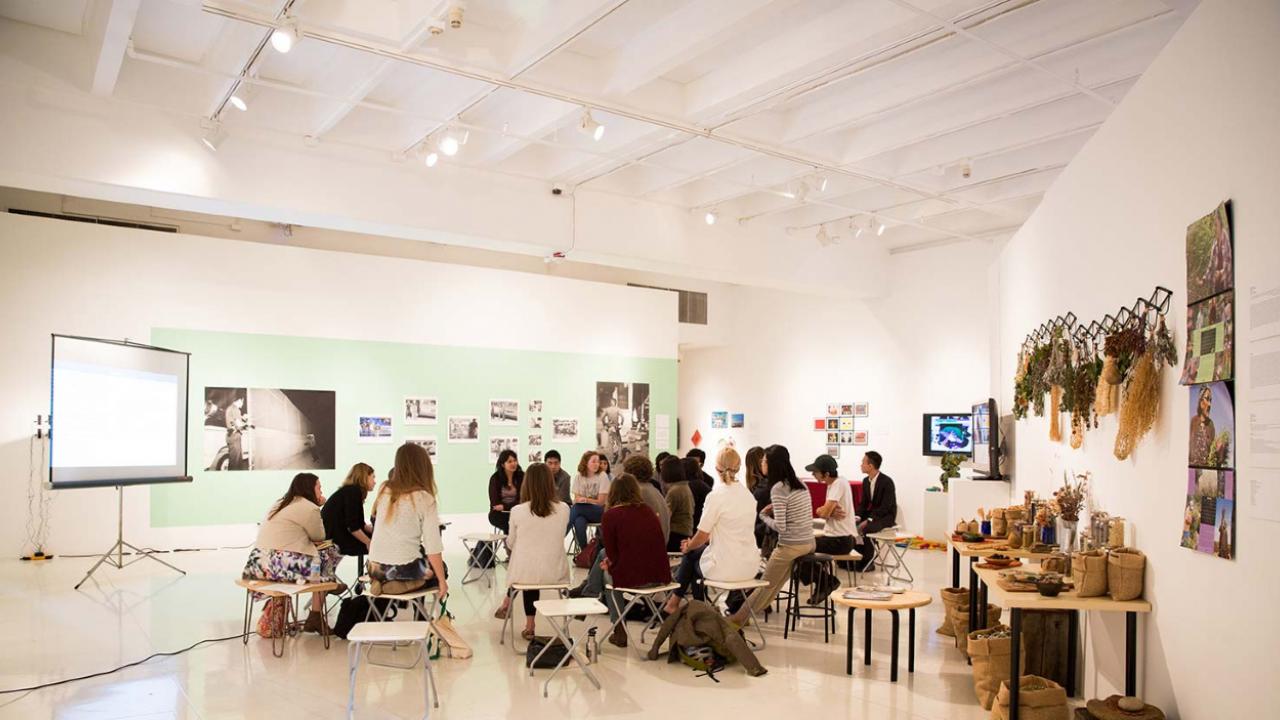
[494,462,571,639]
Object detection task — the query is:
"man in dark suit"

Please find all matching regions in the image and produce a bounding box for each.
[854,450,896,571]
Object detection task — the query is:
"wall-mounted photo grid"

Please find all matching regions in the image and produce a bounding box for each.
[813,401,869,452]
[1180,200,1234,560]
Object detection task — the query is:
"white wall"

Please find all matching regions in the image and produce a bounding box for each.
[0,212,678,556]
[679,240,997,529]
[995,1,1280,716]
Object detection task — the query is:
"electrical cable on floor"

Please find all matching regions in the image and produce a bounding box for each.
[0,631,255,695]
[57,543,253,559]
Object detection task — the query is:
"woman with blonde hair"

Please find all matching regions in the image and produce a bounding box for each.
[664,446,760,614]
[493,463,571,638]
[367,443,448,598]
[322,462,376,557]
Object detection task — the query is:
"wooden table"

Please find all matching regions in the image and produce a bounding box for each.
[830,590,931,682]
[950,540,1057,633]
[973,564,1151,720]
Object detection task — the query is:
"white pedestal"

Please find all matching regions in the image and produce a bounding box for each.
[947,475,1012,532]
[922,491,948,542]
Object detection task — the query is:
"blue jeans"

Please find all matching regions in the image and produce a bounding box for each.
[569,502,603,548]
[673,546,708,600]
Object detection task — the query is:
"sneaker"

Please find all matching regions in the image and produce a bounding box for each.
[566,581,591,599]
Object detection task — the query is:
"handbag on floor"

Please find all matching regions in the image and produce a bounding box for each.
[525,635,570,668]
[257,597,288,638]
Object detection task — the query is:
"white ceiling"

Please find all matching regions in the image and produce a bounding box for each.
[0,0,1196,251]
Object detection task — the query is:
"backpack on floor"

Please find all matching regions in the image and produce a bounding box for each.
[678,644,730,682]
[333,595,396,639]
[467,541,496,569]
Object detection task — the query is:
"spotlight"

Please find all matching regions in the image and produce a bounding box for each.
[793,182,809,202]
[438,132,460,156]
[425,151,439,167]
[229,94,247,112]
[461,129,471,145]
[816,224,829,246]
[817,175,828,192]
[578,110,604,141]
[199,126,226,152]
[448,3,464,29]
[874,217,886,236]
[704,210,718,226]
[853,219,864,239]
[270,19,299,53]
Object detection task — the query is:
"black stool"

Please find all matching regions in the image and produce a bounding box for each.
[784,553,837,642]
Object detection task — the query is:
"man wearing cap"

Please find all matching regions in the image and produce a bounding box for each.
[806,454,859,601]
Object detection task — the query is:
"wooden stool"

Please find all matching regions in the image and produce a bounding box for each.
[701,578,770,648]
[604,582,680,657]
[499,582,570,653]
[236,578,337,658]
[831,589,931,682]
[347,621,436,719]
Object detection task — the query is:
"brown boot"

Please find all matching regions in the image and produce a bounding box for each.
[609,624,628,648]
[302,610,325,634]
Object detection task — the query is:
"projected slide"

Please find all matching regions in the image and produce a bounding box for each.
[50,336,190,488]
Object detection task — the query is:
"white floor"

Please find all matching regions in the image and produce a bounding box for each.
[0,545,998,720]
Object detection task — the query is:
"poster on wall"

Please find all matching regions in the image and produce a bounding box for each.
[529,400,543,413]
[853,430,869,446]
[731,413,745,428]
[826,418,839,430]
[813,418,826,430]
[528,433,542,449]
[405,437,438,463]
[357,415,393,444]
[403,397,438,425]
[595,381,650,467]
[530,415,543,429]
[490,399,519,426]
[203,387,336,471]
[826,445,840,458]
[489,436,519,463]
[1189,382,1234,469]
[1181,290,1235,384]
[840,403,854,416]
[826,403,841,416]
[1185,201,1233,305]
[529,450,543,463]
[552,418,579,443]
[854,402,870,417]
[838,417,854,431]
[447,416,479,443]
[826,432,839,444]
[711,411,728,429]
[1181,468,1235,559]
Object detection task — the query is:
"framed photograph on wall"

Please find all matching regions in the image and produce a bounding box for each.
[826,431,839,444]
[405,436,438,462]
[853,430,869,446]
[528,433,543,448]
[403,396,438,425]
[489,399,519,426]
[357,415,393,444]
[838,417,854,431]
[489,436,519,463]
[826,418,839,430]
[528,450,543,463]
[853,402,869,418]
[814,418,826,430]
[552,418,579,442]
[826,445,840,458]
[711,411,728,429]
[447,416,479,443]
[731,413,745,428]
[840,403,854,416]
[827,403,841,416]
[529,399,543,413]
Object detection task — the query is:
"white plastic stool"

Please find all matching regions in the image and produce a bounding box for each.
[460,532,505,587]
[499,582,570,653]
[869,529,913,587]
[360,583,441,665]
[531,597,608,698]
[701,577,770,649]
[603,582,680,657]
[347,621,436,719]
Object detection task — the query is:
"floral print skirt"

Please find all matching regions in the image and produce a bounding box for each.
[242,546,342,597]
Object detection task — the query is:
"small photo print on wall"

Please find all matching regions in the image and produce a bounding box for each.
[731,413,745,428]
[826,418,839,430]
[853,430,869,446]
[840,403,855,416]
[838,417,854,431]
[489,436,519,463]
[1181,291,1234,384]
[204,387,336,471]
[1185,201,1233,305]
[530,415,543,430]
[826,404,841,416]
[447,416,479,443]
[403,396,438,425]
[711,411,728,429]
[839,431,854,445]
[853,402,869,418]
[357,416,393,444]
[529,399,543,413]
[552,418,579,442]
[826,432,839,444]
[1189,382,1234,469]
[813,418,826,431]
[490,399,519,426]
[405,437,438,463]
[528,433,543,448]
[528,450,543,464]
[826,445,840,459]
[1181,468,1234,560]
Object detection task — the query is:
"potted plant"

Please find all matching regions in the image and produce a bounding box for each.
[939,452,963,492]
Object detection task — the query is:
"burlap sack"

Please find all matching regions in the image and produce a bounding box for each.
[968,519,981,535]
[946,601,1003,655]
[1071,550,1108,597]
[938,587,969,636]
[968,626,1025,710]
[990,675,1068,720]
[1004,507,1024,528]
[1108,547,1146,601]
[992,508,1007,538]
[1041,554,1067,574]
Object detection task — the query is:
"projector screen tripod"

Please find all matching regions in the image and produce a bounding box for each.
[74,485,185,590]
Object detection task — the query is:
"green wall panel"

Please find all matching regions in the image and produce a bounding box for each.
[149,328,677,527]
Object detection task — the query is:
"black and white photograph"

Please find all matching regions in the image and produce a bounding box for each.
[488,436,519,463]
[552,417,579,442]
[529,399,543,413]
[530,415,543,430]
[357,415,393,444]
[596,381,651,467]
[204,386,335,472]
[405,436,438,463]
[447,415,479,443]
[528,450,543,464]
[528,433,543,448]
[403,396,438,425]
[489,399,519,426]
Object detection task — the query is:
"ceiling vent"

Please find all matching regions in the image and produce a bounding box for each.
[7,208,178,233]
[628,283,708,325]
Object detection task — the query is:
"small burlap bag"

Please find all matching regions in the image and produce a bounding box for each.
[938,587,969,637]
[1071,550,1108,597]
[1107,547,1146,601]
[990,675,1068,720]
[968,625,1024,710]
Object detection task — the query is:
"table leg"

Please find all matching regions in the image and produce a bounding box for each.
[846,607,854,676]
[864,608,872,666]
[951,547,960,588]
[542,616,601,698]
[979,580,988,629]
[1009,608,1022,720]
[908,608,915,673]
[1126,611,1137,696]
[968,558,978,633]
[1067,610,1079,697]
[890,609,900,683]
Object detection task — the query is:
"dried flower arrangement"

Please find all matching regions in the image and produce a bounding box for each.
[1054,471,1089,522]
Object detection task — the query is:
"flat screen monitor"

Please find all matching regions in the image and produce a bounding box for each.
[972,399,1000,477]
[922,413,974,457]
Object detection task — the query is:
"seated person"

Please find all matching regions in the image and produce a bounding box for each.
[545,450,572,505]
[487,449,524,533]
[493,463,570,639]
[600,473,672,647]
[682,455,712,526]
[727,445,814,627]
[745,446,772,547]
[853,451,897,571]
[367,443,449,601]
[662,458,695,551]
[805,454,858,602]
[243,472,341,633]
[322,462,376,558]
[664,447,759,614]
[624,455,671,541]
[567,451,610,549]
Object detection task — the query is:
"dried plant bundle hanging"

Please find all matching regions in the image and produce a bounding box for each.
[1114,345,1161,460]
[1152,315,1178,368]
[1095,356,1118,415]
[1049,385,1064,442]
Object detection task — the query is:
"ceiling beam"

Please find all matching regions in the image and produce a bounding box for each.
[85,0,142,96]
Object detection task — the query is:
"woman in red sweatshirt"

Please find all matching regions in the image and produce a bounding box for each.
[601,472,671,647]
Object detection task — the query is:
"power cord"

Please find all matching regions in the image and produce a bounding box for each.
[0,630,254,695]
